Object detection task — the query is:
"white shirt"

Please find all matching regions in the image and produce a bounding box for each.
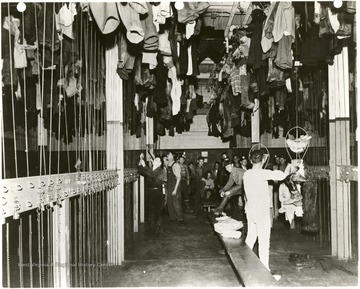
[243,169,286,217]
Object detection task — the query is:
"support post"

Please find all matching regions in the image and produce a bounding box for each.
[140,176,145,223]
[133,178,139,232]
[53,199,70,287]
[328,47,352,260]
[106,38,124,264]
[141,106,154,224]
[251,101,260,144]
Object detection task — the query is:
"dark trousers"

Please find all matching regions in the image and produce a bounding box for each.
[180,179,189,210]
[148,188,165,232]
[167,185,183,221]
[193,180,204,213]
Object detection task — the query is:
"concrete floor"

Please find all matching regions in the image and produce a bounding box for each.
[103,210,358,287]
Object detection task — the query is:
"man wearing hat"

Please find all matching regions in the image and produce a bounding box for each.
[279,155,291,174]
[138,153,167,234]
[178,154,193,213]
[273,154,280,170]
[232,155,241,168]
[219,153,230,188]
[239,155,248,171]
[211,159,245,214]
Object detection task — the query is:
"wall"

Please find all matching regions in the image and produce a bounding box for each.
[158,114,230,150]
[158,113,328,165]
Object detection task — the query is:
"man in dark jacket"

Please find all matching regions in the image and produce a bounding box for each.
[138,153,167,234]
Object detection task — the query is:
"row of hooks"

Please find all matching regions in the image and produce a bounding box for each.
[2,170,120,220]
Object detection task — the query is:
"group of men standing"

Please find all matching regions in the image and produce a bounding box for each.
[138,149,293,272]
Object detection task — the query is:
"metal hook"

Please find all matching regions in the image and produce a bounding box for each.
[13,210,20,220]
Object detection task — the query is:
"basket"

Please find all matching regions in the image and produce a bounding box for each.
[285,126,311,161]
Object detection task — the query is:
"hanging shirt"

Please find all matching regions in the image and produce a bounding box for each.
[55,3,77,39]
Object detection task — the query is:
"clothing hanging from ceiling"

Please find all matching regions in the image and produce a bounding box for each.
[207,1,354,142]
[1,2,355,142]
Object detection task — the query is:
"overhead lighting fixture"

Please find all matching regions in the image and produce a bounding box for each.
[333,0,343,8]
[175,1,184,11]
[16,2,26,12]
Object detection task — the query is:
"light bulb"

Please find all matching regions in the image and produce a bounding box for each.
[17,2,26,12]
[175,1,184,10]
[333,0,343,9]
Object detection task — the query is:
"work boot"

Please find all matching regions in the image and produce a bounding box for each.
[184,200,194,213]
[213,197,228,213]
[211,207,223,215]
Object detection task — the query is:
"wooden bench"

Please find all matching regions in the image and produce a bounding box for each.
[208,213,278,287]
[202,202,217,212]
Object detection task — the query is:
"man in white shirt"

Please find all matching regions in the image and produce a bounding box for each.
[243,149,287,271]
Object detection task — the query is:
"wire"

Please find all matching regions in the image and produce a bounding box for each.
[78,10,84,171]
[49,3,55,175]
[39,3,47,176]
[19,218,24,287]
[7,3,18,178]
[57,4,63,175]
[84,13,89,172]
[6,222,10,287]
[21,11,29,177]
[29,214,33,287]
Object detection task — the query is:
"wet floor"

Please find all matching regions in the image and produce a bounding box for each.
[103,210,358,287]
